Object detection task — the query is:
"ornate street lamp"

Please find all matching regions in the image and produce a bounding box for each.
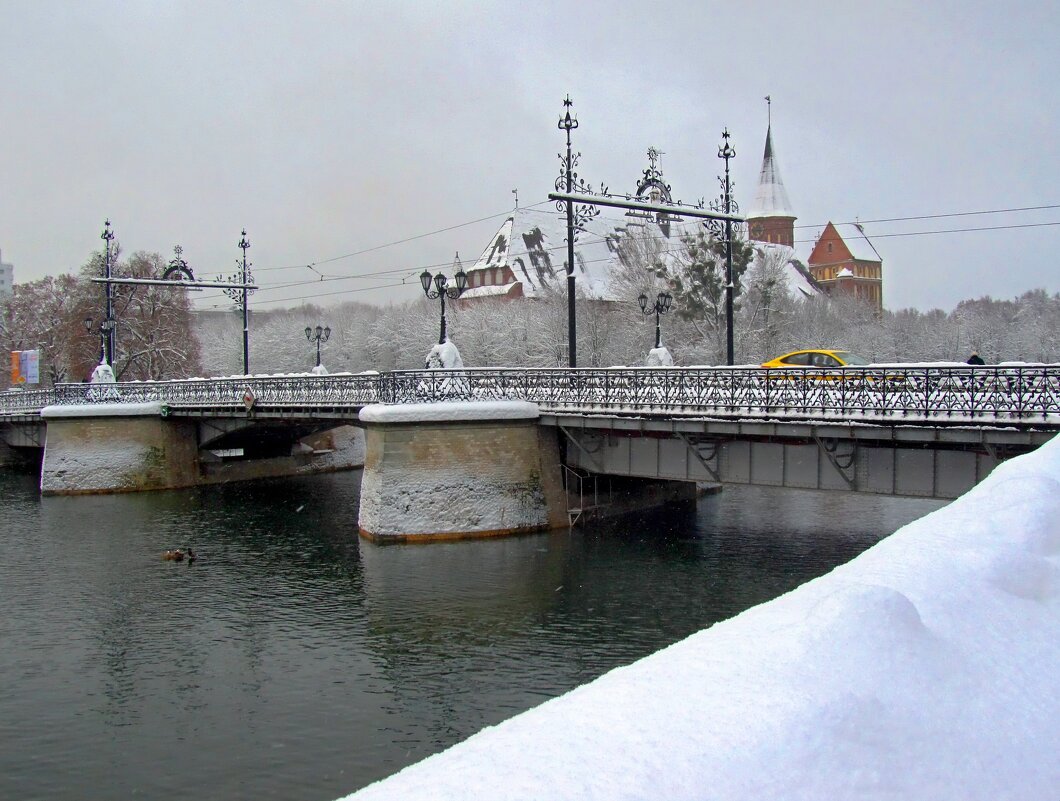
[638,291,673,349]
[220,230,255,375]
[420,253,468,345]
[84,317,116,364]
[305,324,331,368]
[719,129,736,366]
[704,129,741,366]
[554,95,600,368]
[100,220,116,366]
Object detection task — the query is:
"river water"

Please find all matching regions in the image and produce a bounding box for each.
[0,468,943,800]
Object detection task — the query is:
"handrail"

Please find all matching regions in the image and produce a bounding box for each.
[0,365,1056,427]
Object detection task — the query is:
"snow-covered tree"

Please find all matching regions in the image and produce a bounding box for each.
[70,250,202,381]
[0,274,82,386]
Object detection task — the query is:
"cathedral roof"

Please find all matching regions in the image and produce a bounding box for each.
[747,125,795,220]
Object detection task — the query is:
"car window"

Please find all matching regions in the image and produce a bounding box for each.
[782,353,812,366]
[835,352,870,365]
[814,354,841,367]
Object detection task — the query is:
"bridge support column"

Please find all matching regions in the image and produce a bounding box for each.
[40,403,199,495]
[357,401,567,543]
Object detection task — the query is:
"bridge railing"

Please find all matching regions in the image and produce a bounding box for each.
[0,388,57,413]
[47,373,384,409]
[1,365,1058,426]
[387,365,1060,424]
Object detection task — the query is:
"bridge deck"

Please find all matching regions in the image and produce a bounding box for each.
[0,366,1057,432]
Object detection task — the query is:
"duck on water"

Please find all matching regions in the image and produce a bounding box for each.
[162,548,196,563]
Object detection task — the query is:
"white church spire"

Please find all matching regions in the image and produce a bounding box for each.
[747,117,795,220]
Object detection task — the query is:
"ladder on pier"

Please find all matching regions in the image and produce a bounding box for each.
[563,465,610,527]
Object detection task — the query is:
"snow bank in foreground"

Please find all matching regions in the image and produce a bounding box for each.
[343,435,1060,801]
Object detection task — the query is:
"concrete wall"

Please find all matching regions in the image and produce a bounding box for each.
[41,414,201,495]
[358,416,568,543]
[40,412,365,495]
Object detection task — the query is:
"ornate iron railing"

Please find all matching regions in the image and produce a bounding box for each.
[0,388,57,413]
[1,366,1058,427]
[46,374,384,409]
[386,366,1060,425]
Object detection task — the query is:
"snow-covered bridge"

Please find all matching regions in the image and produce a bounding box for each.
[0,365,1057,531]
[2,364,1059,425]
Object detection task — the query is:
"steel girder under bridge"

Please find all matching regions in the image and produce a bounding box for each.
[548,413,1050,501]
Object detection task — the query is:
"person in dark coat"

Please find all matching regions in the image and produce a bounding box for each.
[966,351,985,365]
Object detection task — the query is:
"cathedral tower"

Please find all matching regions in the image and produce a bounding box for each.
[746,108,796,247]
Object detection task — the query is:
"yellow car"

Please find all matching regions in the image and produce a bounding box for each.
[761,349,872,369]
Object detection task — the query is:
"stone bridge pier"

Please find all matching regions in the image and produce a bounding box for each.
[39,403,364,495]
[357,401,569,543]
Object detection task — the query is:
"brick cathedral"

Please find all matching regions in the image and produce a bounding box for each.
[745,121,884,312]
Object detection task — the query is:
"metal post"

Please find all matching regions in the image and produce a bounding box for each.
[101,220,115,367]
[638,292,673,353]
[239,230,251,375]
[559,96,578,368]
[420,257,467,349]
[719,131,736,366]
[305,325,330,369]
[438,291,447,345]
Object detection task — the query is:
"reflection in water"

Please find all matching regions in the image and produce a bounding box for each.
[0,470,943,800]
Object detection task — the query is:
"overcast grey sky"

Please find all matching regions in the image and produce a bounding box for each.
[2,0,1058,313]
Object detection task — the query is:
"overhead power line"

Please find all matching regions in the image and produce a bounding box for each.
[254,201,551,274]
[793,203,1060,229]
[794,220,1060,244]
[197,202,1060,307]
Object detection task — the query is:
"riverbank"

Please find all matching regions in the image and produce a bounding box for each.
[344,435,1060,800]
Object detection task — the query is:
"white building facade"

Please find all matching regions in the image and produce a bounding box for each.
[0,249,13,298]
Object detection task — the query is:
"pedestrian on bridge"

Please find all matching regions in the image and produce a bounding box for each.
[966,351,985,365]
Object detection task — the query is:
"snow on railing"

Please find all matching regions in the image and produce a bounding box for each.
[0,388,57,412]
[0,365,1058,426]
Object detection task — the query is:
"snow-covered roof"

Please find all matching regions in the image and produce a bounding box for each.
[465,207,702,301]
[746,125,795,220]
[753,243,821,299]
[460,282,521,299]
[833,222,883,262]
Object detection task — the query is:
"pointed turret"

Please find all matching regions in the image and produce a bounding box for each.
[747,124,796,247]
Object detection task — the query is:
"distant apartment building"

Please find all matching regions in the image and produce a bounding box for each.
[0,249,13,299]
